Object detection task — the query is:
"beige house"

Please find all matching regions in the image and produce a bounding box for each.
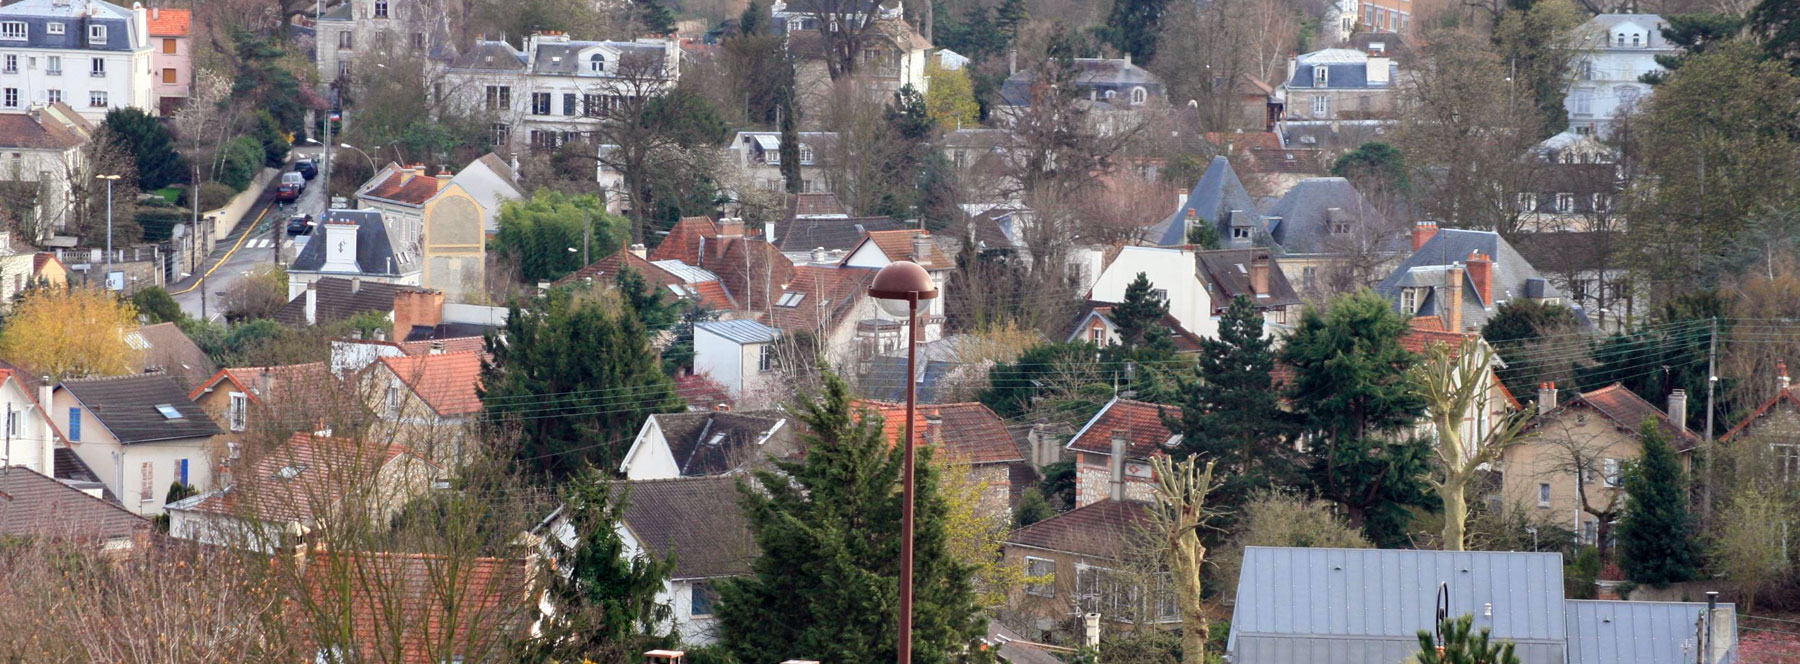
[52,373,225,516]
[776,0,931,109]
[1500,382,1697,544]
[353,158,517,303]
[361,350,483,464]
[1720,367,1800,486]
[1002,499,1174,633]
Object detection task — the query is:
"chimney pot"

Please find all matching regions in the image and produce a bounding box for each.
[1537,381,1558,411]
[1667,389,1688,432]
[429,341,445,355]
[912,233,933,263]
[304,281,319,325]
[1779,360,1791,393]
[629,243,648,260]
[1108,430,1128,502]
[1411,220,1438,252]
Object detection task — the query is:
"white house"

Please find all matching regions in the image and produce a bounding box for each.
[726,130,834,193]
[0,103,88,237]
[1565,14,1675,137]
[0,0,158,122]
[285,209,423,297]
[693,319,781,405]
[52,372,223,516]
[436,32,678,154]
[617,410,793,480]
[1087,246,1218,340]
[0,368,60,477]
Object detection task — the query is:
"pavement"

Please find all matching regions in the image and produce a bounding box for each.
[169,149,331,321]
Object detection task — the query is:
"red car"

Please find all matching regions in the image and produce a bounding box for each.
[275,182,301,202]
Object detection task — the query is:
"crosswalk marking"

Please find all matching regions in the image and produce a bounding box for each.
[246,238,274,249]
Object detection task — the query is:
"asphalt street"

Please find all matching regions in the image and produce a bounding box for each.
[169,149,330,321]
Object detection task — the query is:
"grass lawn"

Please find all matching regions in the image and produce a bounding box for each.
[153,187,182,204]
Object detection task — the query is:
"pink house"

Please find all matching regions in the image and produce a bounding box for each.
[147,7,191,115]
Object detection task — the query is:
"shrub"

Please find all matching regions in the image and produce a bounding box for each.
[217,136,263,191]
[247,110,290,168]
[195,181,237,210]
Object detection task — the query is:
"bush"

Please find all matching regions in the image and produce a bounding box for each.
[1565,547,1600,600]
[193,181,237,210]
[247,110,290,168]
[217,136,263,191]
[131,287,184,325]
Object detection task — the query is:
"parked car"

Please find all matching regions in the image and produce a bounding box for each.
[295,159,317,180]
[275,182,301,202]
[287,214,315,235]
[280,171,305,191]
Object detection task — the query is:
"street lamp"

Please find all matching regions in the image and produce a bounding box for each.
[96,174,120,289]
[866,260,938,664]
[339,143,377,175]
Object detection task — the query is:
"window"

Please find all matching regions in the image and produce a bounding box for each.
[1152,288,1168,303]
[1332,221,1352,234]
[528,130,558,150]
[1581,520,1597,544]
[1555,193,1575,213]
[374,0,389,17]
[337,31,353,49]
[338,61,350,78]
[1130,86,1147,104]
[1592,193,1610,212]
[90,57,104,77]
[1025,557,1056,597]
[589,53,605,73]
[530,92,551,115]
[162,38,177,54]
[228,392,249,432]
[1312,95,1330,118]
[1572,92,1591,115]
[1602,458,1621,488]
[1537,482,1552,507]
[140,462,153,500]
[1232,226,1250,239]
[68,407,80,441]
[155,404,184,419]
[1631,33,1640,47]
[799,143,814,165]
[583,93,606,116]
[776,291,805,307]
[1312,65,1329,88]
[485,85,510,110]
[177,458,189,485]
[0,21,24,40]
[385,384,403,415]
[764,149,780,165]
[1776,444,1800,482]
[45,22,62,35]
[759,345,775,372]
[563,92,576,116]
[1401,287,1419,314]
[161,68,176,84]
[88,24,106,45]
[4,88,17,108]
[1302,266,1317,289]
[4,55,16,73]
[1577,60,1593,80]
[490,123,509,146]
[5,407,16,437]
[45,55,59,74]
[413,32,426,48]
[689,581,718,616]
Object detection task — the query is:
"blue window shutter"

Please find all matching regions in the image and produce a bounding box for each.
[68,407,80,441]
[178,458,189,485]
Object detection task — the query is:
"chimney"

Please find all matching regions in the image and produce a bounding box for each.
[1083,613,1102,648]
[628,243,647,259]
[1446,263,1464,333]
[810,247,828,264]
[1250,252,1270,297]
[350,277,362,294]
[373,328,386,341]
[1177,192,1188,209]
[1008,49,1017,76]
[304,281,319,325]
[1108,430,1128,502]
[925,412,943,444]
[1537,382,1558,411]
[1667,389,1688,432]
[718,218,745,238]
[764,221,777,242]
[912,233,933,263]
[1183,208,1199,243]
[429,340,445,354]
[257,368,273,396]
[1366,54,1392,85]
[1466,252,1494,305]
[320,218,361,273]
[713,402,732,412]
[1780,361,1791,393]
[1286,53,1298,85]
[1411,220,1438,252]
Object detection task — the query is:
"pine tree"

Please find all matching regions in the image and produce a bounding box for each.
[995,0,1028,45]
[1166,296,1291,512]
[1281,290,1433,546]
[639,0,677,35]
[1616,418,1701,586]
[739,0,768,37]
[1098,0,1169,65]
[1112,272,1169,348]
[532,469,674,660]
[778,57,802,194]
[1185,220,1220,249]
[1415,615,1520,664]
[716,373,982,664]
[481,290,683,481]
[102,108,187,190]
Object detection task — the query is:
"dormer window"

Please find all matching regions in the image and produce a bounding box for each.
[1130,86,1147,104]
[1615,33,1625,47]
[1312,65,1328,88]
[0,22,26,41]
[1631,33,1640,47]
[88,24,106,45]
[589,53,605,73]
[1401,287,1421,314]
[45,22,62,35]
[1231,226,1250,239]
[799,143,813,165]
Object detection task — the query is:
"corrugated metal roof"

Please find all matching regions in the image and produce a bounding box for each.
[1229,547,1568,664]
[696,319,779,345]
[1565,600,1733,664]
[652,260,720,284]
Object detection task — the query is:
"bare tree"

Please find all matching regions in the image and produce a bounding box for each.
[584,51,708,243]
[1530,416,1631,565]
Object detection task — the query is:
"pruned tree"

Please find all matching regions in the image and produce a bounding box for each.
[1409,338,1534,551]
[1148,454,1217,664]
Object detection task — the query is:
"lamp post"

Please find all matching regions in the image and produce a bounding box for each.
[96,174,120,289]
[339,143,377,175]
[866,261,938,664]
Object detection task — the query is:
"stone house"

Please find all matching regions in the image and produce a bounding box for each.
[1720,366,1800,486]
[1064,397,1181,509]
[1002,500,1174,633]
[1565,14,1675,137]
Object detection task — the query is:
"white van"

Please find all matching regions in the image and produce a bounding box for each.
[280,171,305,190]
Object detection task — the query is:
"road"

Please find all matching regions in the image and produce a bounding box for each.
[170,150,331,321]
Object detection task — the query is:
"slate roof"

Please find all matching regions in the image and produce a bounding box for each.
[0,105,92,150]
[1146,156,1261,246]
[1195,249,1302,310]
[1262,177,1398,255]
[777,216,907,255]
[1283,48,1396,89]
[0,0,141,53]
[1510,231,1623,276]
[1005,499,1152,561]
[617,475,755,579]
[1228,547,1569,664]
[274,277,425,327]
[1375,228,1580,331]
[859,355,959,402]
[530,40,668,76]
[130,321,218,389]
[1564,600,1734,664]
[1063,303,1205,353]
[145,7,191,36]
[999,58,1165,107]
[174,433,421,524]
[768,265,877,333]
[60,373,221,444]
[287,210,405,277]
[930,402,1023,465]
[1066,397,1181,458]
[1346,31,1413,65]
[0,466,144,541]
[297,550,533,664]
[446,40,530,71]
[647,410,794,476]
[379,352,484,417]
[1574,14,1676,50]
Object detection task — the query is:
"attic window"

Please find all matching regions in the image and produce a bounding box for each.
[706,433,727,446]
[776,292,806,307]
[1368,42,1385,53]
[1235,263,1248,274]
[155,404,184,419]
[277,464,308,480]
[590,53,605,73]
[1312,65,1328,88]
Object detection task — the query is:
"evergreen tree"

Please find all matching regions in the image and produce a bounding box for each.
[1282,290,1433,545]
[716,373,982,664]
[492,190,626,282]
[1185,220,1220,249]
[1616,418,1701,586]
[778,59,802,194]
[739,0,768,36]
[1415,615,1520,664]
[532,469,675,660]
[1097,0,1169,65]
[1750,0,1800,71]
[1640,13,1743,83]
[1111,272,1169,348]
[102,108,187,190]
[1166,296,1291,511]
[995,0,1028,45]
[1481,298,1580,397]
[481,289,683,481]
[247,110,291,168]
[639,0,677,35]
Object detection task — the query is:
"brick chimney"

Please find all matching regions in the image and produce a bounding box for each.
[1109,430,1128,502]
[391,288,445,339]
[629,243,647,260]
[1446,263,1464,333]
[1667,389,1688,432]
[1249,251,1270,297]
[1411,220,1438,252]
[718,218,745,238]
[1466,251,1494,305]
[1537,381,1558,411]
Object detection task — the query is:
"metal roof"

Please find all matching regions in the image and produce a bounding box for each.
[652,259,720,284]
[696,319,779,345]
[1229,547,1568,664]
[1565,600,1735,664]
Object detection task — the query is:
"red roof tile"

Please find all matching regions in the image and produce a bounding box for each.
[674,373,733,411]
[650,217,718,263]
[1006,499,1153,561]
[1067,398,1182,458]
[930,402,1023,465]
[296,550,534,664]
[1398,328,1477,356]
[1566,384,1699,451]
[700,236,794,312]
[767,265,876,333]
[686,280,737,310]
[379,352,484,416]
[856,400,928,449]
[182,432,422,524]
[362,169,445,206]
[146,8,191,36]
[196,362,332,404]
[851,229,952,269]
[1721,388,1800,443]
[552,250,675,288]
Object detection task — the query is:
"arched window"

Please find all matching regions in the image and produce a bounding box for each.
[1615,33,1625,47]
[799,143,814,164]
[1130,87,1147,104]
[589,53,605,73]
[1631,33,1640,47]
[1103,89,1117,100]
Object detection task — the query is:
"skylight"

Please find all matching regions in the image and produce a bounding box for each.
[777,292,806,307]
[154,404,183,419]
[706,433,727,446]
[277,464,308,480]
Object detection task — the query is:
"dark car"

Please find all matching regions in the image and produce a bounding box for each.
[295,158,317,180]
[286,214,315,235]
[275,182,302,202]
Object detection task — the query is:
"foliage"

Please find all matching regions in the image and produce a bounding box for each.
[246,111,291,168]
[1184,219,1220,249]
[924,60,979,129]
[0,289,141,380]
[131,287,184,325]
[1409,339,1535,550]
[1492,0,1586,137]
[1013,487,1054,527]
[217,136,264,192]
[1112,272,1169,348]
[1481,299,1581,398]
[101,108,187,190]
[1750,0,1800,71]
[716,373,982,664]
[1214,489,1370,602]
[1149,454,1217,664]
[220,267,289,323]
[228,31,308,133]
[1644,13,1745,82]
[638,0,677,35]
[1564,547,1601,600]
[1331,142,1409,194]
[531,470,675,659]
[188,181,237,210]
[935,453,1042,609]
[1096,0,1169,65]
[1282,290,1432,546]
[491,190,625,283]
[481,289,683,481]
[1166,295,1292,512]
[1616,419,1700,586]
[978,341,1102,418]
[1036,461,1077,511]
[1414,615,1520,664]
[1714,484,1795,613]
[1575,292,1726,432]
[779,69,801,194]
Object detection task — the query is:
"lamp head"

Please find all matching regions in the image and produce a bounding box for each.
[868,261,936,317]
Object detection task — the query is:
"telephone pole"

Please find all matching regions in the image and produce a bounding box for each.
[1702,316,1718,522]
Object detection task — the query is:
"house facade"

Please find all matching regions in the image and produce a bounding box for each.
[1064,397,1181,508]
[363,350,482,464]
[1279,48,1396,122]
[286,210,424,295]
[1002,499,1174,632]
[52,372,224,516]
[315,0,454,91]
[693,319,781,407]
[727,130,834,193]
[1565,14,1675,137]
[775,0,931,108]
[436,33,679,154]
[351,161,502,302]
[144,7,187,114]
[0,367,59,476]
[1377,223,1586,333]
[0,103,90,236]
[0,0,157,122]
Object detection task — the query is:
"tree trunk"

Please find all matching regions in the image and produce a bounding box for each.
[1440,480,1467,551]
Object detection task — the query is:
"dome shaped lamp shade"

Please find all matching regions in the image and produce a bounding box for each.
[869,261,938,317]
